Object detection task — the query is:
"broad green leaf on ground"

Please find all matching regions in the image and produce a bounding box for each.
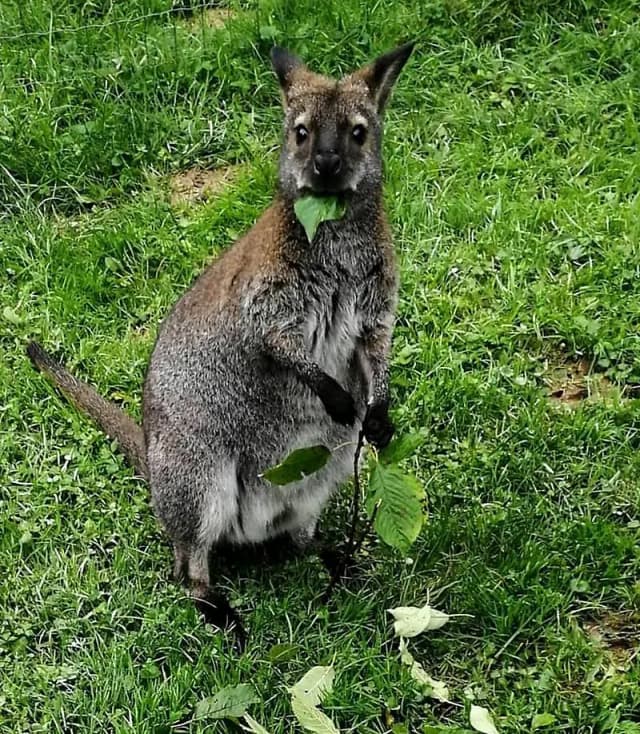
[388,602,449,637]
[469,705,499,734]
[243,713,273,734]
[290,666,335,706]
[378,433,424,465]
[291,695,340,734]
[263,445,331,485]
[195,684,259,720]
[399,639,450,702]
[294,195,346,242]
[366,464,425,553]
[531,713,557,729]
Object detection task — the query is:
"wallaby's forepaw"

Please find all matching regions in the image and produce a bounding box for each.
[317,374,356,426]
[193,586,247,651]
[363,401,394,449]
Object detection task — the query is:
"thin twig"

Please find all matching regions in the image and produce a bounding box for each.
[323,430,366,601]
[347,429,366,555]
[352,499,380,558]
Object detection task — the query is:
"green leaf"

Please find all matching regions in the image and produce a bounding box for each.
[367,464,425,553]
[532,713,556,729]
[243,713,273,734]
[290,665,335,707]
[294,195,346,243]
[2,306,22,325]
[267,642,298,663]
[291,695,340,734]
[469,705,499,734]
[195,684,259,720]
[378,433,423,465]
[104,256,119,272]
[263,445,331,486]
[389,603,449,637]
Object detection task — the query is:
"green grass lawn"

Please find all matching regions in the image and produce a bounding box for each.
[2,1,640,731]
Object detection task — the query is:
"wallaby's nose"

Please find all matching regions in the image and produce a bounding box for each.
[313,152,342,177]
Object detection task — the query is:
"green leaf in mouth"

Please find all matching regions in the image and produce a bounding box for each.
[294,195,347,243]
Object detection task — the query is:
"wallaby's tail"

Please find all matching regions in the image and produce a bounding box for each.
[26,341,148,480]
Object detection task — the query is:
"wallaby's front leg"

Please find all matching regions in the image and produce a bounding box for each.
[264,330,356,426]
[360,319,395,449]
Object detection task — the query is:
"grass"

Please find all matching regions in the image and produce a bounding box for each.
[2,0,640,732]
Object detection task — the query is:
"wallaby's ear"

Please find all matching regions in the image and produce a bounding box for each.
[271,46,305,96]
[356,41,416,112]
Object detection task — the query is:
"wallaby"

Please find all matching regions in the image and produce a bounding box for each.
[27,41,414,627]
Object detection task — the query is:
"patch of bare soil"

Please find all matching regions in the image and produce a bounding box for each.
[169,165,241,206]
[543,357,616,406]
[180,7,236,30]
[584,611,640,669]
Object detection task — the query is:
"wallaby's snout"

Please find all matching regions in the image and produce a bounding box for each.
[307,125,347,194]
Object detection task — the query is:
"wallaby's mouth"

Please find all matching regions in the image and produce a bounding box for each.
[301,163,355,196]
[300,187,346,198]
[300,181,353,198]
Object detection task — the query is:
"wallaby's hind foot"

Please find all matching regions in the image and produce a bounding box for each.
[192,584,247,651]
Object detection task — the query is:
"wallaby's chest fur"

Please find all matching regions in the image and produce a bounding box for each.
[147,197,392,398]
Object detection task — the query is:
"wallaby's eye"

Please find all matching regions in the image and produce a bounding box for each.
[295,125,309,145]
[352,124,367,145]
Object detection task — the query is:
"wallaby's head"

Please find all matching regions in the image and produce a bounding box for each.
[271,42,415,203]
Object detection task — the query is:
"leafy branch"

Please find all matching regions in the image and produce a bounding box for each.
[263,426,427,591]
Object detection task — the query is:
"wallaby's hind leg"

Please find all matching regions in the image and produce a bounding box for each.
[186,542,211,588]
[187,542,247,650]
[149,449,245,638]
[173,543,190,583]
[173,537,247,648]
[172,542,214,591]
